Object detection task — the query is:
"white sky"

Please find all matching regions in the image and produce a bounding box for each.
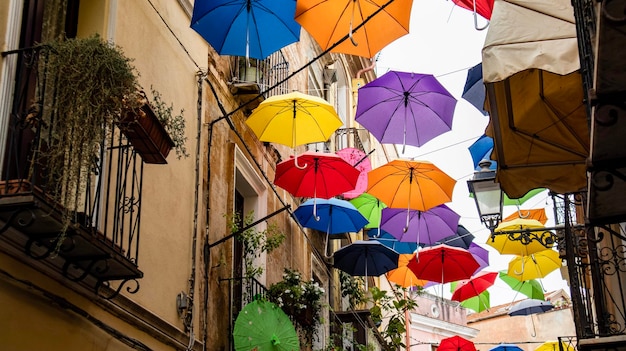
[374,0,570,308]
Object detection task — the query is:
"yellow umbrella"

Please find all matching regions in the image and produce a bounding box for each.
[508,249,561,281]
[245,92,343,167]
[386,254,428,288]
[535,341,575,351]
[294,0,413,58]
[487,218,553,256]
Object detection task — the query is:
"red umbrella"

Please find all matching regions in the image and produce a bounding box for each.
[451,271,498,302]
[274,151,360,199]
[407,244,479,284]
[438,336,477,351]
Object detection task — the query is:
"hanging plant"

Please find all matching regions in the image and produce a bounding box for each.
[267,268,325,328]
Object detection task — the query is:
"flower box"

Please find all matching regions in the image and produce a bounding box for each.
[118,102,174,164]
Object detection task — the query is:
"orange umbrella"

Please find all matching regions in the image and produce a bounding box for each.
[386,254,428,288]
[504,208,548,224]
[367,160,456,212]
[295,0,413,58]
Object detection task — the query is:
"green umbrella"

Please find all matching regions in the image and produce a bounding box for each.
[451,281,490,312]
[349,192,387,230]
[498,270,545,300]
[503,188,545,206]
[233,300,300,351]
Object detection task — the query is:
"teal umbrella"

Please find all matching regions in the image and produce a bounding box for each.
[233,300,300,351]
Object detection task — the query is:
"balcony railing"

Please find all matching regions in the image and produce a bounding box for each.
[0,46,143,297]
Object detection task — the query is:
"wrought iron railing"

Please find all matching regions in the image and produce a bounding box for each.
[232,51,290,97]
[553,192,626,340]
[571,0,596,115]
[0,46,143,280]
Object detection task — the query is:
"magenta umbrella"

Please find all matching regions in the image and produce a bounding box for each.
[336,147,372,199]
[380,205,460,245]
[355,70,457,151]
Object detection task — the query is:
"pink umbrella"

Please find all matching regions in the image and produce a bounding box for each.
[336,147,372,199]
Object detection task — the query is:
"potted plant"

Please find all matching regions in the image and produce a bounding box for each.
[267,268,325,328]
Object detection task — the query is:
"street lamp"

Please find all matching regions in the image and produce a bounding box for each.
[467,160,503,232]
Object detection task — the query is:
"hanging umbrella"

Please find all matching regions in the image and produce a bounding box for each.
[386,253,429,288]
[535,341,575,351]
[437,225,475,249]
[508,250,562,281]
[336,147,372,199]
[355,71,457,151]
[367,230,418,254]
[295,0,413,58]
[468,242,490,274]
[451,0,493,30]
[246,92,343,167]
[367,159,456,212]
[462,63,489,115]
[498,270,545,300]
[191,0,301,60]
[459,289,491,313]
[233,299,300,351]
[489,344,523,351]
[438,335,477,351]
[504,208,548,225]
[294,198,368,256]
[468,134,496,170]
[487,218,553,256]
[483,0,589,199]
[503,188,545,206]
[407,244,480,284]
[508,298,554,316]
[349,192,387,230]
[380,205,459,245]
[451,271,498,302]
[334,240,399,277]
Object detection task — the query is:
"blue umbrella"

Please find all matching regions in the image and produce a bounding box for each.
[462,63,488,116]
[334,240,399,289]
[191,0,301,60]
[367,230,418,254]
[508,299,554,316]
[468,134,497,170]
[489,344,524,351]
[295,198,368,256]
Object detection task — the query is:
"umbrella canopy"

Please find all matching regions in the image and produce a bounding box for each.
[367,230,418,254]
[190,0,301,60]
[295,0,413,58]
[468,242,490,274]
[386,253,428,288]
[336,147,372,199]
[294,198,368,234]
[367,160,456,212]
[468,134,496,170]
[334,240,399,277]
[504,208,548,225]
[233,299,300,351]
[508,250,562,281]
[459,289,491,313]
[407,244,480,283]
[438,335,477,351]
[355,71,457,150]
[437,225,475,249]
[508,299,554,316]
[483,0,589,198]
[246,92,343,166]
[349,192,387,230]
[274,152,360,199]
[498,270,545,300]
[380,205,460,245]
[490,344,523,351]
[535,341,575,351]
[503,188,545,206]
[462,63,489,116]
[487,218,553,256]
[451,271,498,302]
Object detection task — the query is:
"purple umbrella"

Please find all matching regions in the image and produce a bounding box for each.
[380,205,460,245]
[468,242,490,274]
[355,71,457,152]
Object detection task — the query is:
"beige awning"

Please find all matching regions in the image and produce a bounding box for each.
[481,0,589,198]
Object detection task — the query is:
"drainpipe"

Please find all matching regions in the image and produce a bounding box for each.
[356,57,376,80]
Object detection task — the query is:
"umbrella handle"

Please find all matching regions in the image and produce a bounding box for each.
[324,233,333,258]
[313,197,320,221]
[472,0,489,30]
[513,256,525,275]
[293,150,308,170]
[530,315,537,337]
[349,1,359,46]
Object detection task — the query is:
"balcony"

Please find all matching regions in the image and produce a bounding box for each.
[0,46,144,297]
